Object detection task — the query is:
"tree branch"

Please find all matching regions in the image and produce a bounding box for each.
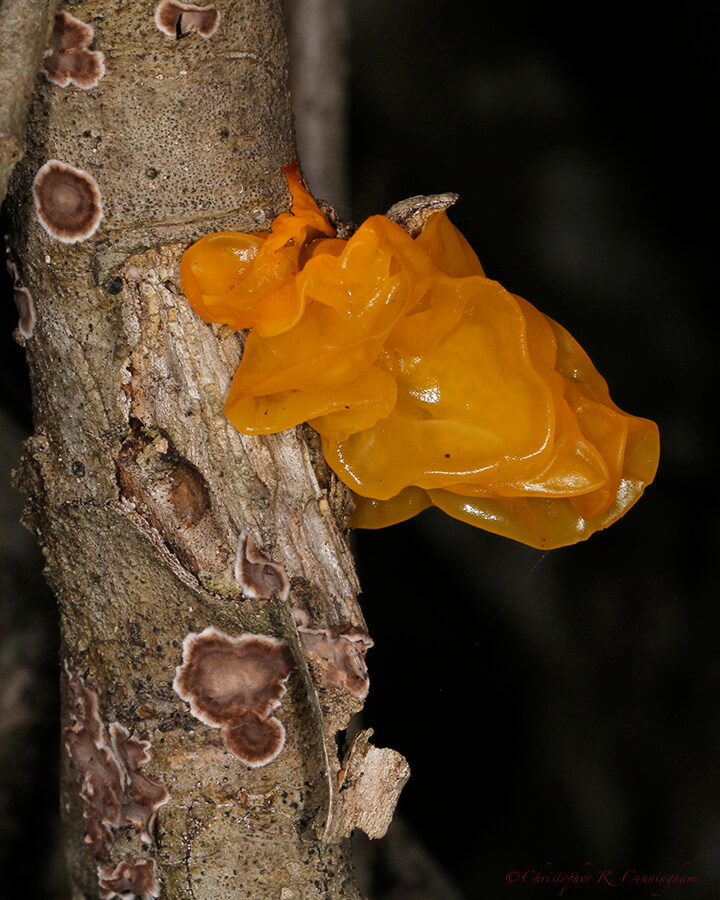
[5,0,406,895]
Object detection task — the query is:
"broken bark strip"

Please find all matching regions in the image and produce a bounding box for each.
[5,0,407,896]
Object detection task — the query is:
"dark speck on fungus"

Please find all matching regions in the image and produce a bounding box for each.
[234,530,290,601]
[154,0,220,39]
[173,627,294,768]
[43,10,106,89]
[33,160,103,243]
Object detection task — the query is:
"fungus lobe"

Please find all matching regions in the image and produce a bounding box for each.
[33,160,103,243]
[180,162,660,550]
[154,0,220,38]
[293,607,373,699]
[64,670,169,896]
[234,530,290,601]
[174,627,294,767]
[43,10,105,89]
[98,859,160,900]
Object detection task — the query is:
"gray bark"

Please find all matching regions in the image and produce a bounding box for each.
[0,0,59,205]
[4,0,406,896]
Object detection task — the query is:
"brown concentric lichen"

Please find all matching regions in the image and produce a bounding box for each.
[32,160,103,243]
[173,627,294,767]
[43,10,106,89]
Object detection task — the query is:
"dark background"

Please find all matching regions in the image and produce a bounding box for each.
[1,1,716,897]
[348,0,717,898]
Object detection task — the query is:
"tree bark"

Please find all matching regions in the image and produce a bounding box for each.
[4,1,406,896]
[0,0,58,205]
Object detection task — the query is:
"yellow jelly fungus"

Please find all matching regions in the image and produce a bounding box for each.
[180,161,660,549]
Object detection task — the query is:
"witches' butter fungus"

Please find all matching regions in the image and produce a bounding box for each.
[180,163,659,549]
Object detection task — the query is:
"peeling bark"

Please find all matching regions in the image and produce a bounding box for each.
[329,730,410,842]
[4,0,407,896]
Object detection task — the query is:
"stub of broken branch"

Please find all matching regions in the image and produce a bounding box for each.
[384,192,459,237]
[325,728,410,842]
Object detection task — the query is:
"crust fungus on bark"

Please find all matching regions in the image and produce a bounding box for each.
[32,159,103,243]
[293,605,373,699]
[234,529,290,601]
[4,234,35,338]
[64,670,169,896]
[154,0,221,39]
[98,859,161,900]
[173,626,294,767]
[43,10,106,90]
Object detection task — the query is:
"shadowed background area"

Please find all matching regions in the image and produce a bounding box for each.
[1,0,715,897]
[346,0,716,898]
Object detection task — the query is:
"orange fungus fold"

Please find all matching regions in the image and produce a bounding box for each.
[180,161,660,549]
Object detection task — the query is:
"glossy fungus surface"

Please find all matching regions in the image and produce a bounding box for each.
[180,162,660,549]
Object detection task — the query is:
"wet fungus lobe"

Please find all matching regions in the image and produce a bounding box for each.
[154,0,220,38]
[234,530,290,601]
[174,627,294,767]
[180,161,661,550]
[33,160,103,243]
[43,10,105,89]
